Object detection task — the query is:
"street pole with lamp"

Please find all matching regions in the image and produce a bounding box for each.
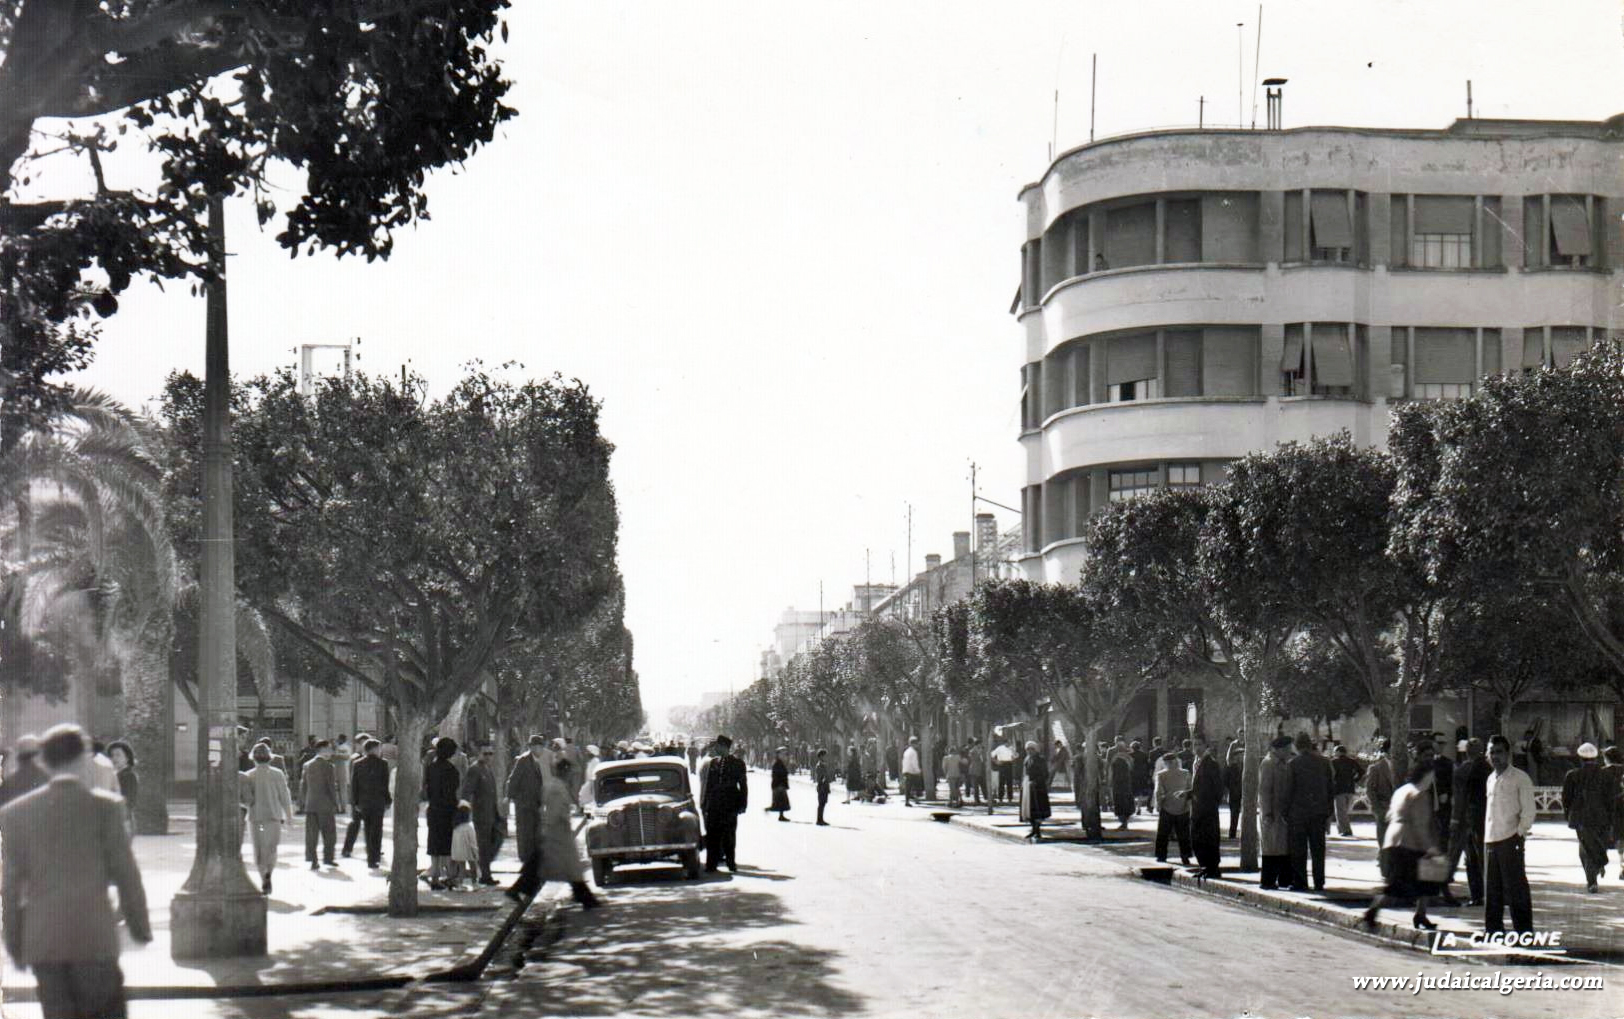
[170,194,267,958]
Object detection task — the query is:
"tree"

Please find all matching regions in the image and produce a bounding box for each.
[0,0,515,424]
[1266,630,1372,743]
[1405,346,1624,693]
[847,618,945,793]
[230,365,617,916]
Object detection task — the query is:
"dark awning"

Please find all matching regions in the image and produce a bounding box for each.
[1310,192,1354,248]
[1550,198,1591,256]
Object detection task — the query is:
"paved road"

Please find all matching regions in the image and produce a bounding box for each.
[25,768,1620,1018]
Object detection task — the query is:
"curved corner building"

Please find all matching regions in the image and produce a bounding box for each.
[1014,114,1624,586]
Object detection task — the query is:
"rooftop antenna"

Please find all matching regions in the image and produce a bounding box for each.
[1237,23,1244,127]
[1264,77,1287,130]
[1199,95,1205,128]
[1250,6,1263,128]
[1089,53,1097,142]
[1466,79,1473,119]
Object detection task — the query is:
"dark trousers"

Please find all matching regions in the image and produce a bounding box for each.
[1288,815,1327,889]
[1577,827,1609,885]
[305,810,336,863]
[816,786,829,824]
[704,812,738,870]
[511,846,544,898]
[1227,786,1242,838]
[1372,801,1390,849]
[1260,854,1291,890]
[1190,810,1221,875]
[966,773,985,803]
[343,808,361,856]
[477,818,503,878]
[34,961,126,1019]
[1446,823,1484,902]
[1155,811,1191,862]
[1484,835,1533,933]
[996,764,1014,802]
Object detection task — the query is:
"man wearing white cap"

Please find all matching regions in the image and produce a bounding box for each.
[1561,742,1614,893]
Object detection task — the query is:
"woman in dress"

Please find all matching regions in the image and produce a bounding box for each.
[107,739,138,830]
[506,756,600,908]
[843,745,863,804]
[1020,741,1051,842]
[422,736,461,890]
[769,747,791,820]
[1362,761,1443,930]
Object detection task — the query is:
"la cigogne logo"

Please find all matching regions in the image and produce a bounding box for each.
[1429,930,1569,958]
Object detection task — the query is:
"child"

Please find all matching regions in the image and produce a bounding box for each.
[449,800,479,890]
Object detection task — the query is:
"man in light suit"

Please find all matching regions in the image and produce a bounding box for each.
[241,743,294,893]
[301,739,341,869]
[0,723,150,1019]
[506,734,549,866]
[459,741,503,885]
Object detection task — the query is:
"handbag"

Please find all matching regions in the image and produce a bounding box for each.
[1417,851,1449,884]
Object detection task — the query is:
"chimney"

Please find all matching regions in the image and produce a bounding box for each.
[924,553,942,572]
[975,513,997,565]
[953,531,971,561]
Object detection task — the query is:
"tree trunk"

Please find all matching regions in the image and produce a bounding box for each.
[387,710,430,917]
[125,613,172,834]
[920,719,936,799]
[1383,691,1411,781]
[1078,722,1103,841]
[1238,691,1265,871]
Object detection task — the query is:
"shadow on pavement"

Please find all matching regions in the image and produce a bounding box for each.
[490,885,866,1017]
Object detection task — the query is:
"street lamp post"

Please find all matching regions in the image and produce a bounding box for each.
[170,194,267,957]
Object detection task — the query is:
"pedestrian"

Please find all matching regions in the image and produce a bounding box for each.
[106,740,138,831]
[941,744,963,808]
[1446,738,1489,906]
[422,736,462,890]
[843,745,863,804]
[687,742,699,772]
[1330,745,1364,838]
[332,734,352,820]
[84,740,121,796]
[1364,739,1396,847]
[1050,739,1070,791]
[1483,734,1536,934]
[301,739,341,870]
[507,757,601,908]
[901,736,923,807]
[813,748,833,825]
[1189,739,1224,877]
[1225,739,1245,838]
[1019,741,1051,841]
[1132,739,1153,814]
[347,738,390,869]
[0,723,151,1019]
[240,742,294,894]
[1178,739,1194,771]
[1362,760,1445,931]
[0,735,48,807]
[506,734,549,869]
[700,734,748,872]
[458,741,503,885]
[966,738,986,806]
[1561,742,1615,893]
[340,732,370,859]
[992,737,1017,805]
[1258,735,1294,889]
[581,743,602,811]
[1153,752,1192,865]
[1429,736,1454,849]
[1110,742,1135,830]
[1284,732,1334,891]
[769,746,791,820]
[448,801,479,890]
[1603,746,1624,880]
[294,735,318,812]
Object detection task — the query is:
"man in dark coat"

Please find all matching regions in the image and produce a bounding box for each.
[700,735,748,871]
[459,741,503,885]
[1329,744,1364,837]
[1447,738,1490,905]
[1282,732,1334,891]
[506,734,549,867]
[1604,746,1624,880]
[1562,742,1616,893]
[1131,740,1152,813]
[1109,743,1134,829]
[0,735,48,807]
[1188,740,1225,877]
[1225,740,1246,838]
[348,739,391,869]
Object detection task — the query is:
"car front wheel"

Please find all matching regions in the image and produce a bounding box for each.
[682,848,701,880]
[593,858,614,888]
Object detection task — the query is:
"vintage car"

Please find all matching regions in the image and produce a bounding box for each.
[584,756,702,885]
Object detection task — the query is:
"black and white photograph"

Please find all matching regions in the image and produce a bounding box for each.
[0,1,1621,1016]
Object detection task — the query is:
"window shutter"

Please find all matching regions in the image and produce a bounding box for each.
[1310,192,1353,248]
[1106,333,1157,384]
[1549,197,1591,256]
[1551,327,1589,367]
[1313,326,1355,387]
[1481,330,1501,375]
[1280,326,1305,371]
[1413,195,1474,234]
[1164,331,1201,396]
[1202,327,1256,397]
[1522,329,1545,369]
[1073,345,1092,405]
[1413,328,1475,383]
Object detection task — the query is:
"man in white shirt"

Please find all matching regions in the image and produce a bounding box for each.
[1483,734,1536,934]
[901,737,923,807]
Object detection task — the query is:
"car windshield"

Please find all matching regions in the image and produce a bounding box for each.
[597,769,686,803]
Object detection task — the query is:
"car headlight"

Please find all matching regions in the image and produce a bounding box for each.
[608,811,624,829]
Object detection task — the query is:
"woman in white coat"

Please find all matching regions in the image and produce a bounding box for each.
[505,756,601,908]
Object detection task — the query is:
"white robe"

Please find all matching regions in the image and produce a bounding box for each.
[540,773,585,882]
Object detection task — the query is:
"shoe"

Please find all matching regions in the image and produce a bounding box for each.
[262,874,272,894]
[479,876,499,886]
[778,815,789,822]
[725,862,736,873]
[816,821,830,826]
[1413,917,1438,931]
[325,859,337,867]
[342,851,353,859]
[1314,885,1325,893]
[704,866,718,873]
[1440,892,1461,907]
[1587,882,1600,894]
[310,862,320,871]
[1361,909,1379,930]
[1466,899,1483,907]
[504,887,524,903]
[1260,883,1277,891]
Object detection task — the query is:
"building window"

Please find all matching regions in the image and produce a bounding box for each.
[1411,233,1471,268]
[1548,196,1592,267]
[1166,463,1201,487]
[1108,468,1157,502]
[1282,323,1357,397]
[1310,191,1354,262]
[1107,377,1159,403]
[1413,382,1472,401]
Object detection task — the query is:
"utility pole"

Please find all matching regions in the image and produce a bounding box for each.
[170,194,266,957]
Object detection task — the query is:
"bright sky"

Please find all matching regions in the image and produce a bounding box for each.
[65,0,1624,728]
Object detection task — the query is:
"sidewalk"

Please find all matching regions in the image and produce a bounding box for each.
[0,802,560,1004]
[799,775,1624,964]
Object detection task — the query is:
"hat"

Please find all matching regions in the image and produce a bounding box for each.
[457,800,472,810]
[1270,735,1294,750]
[552,737,567,750]
[13,735,39,756]
[908,736,920,744]
[586,744,600,756]
[1577,742,1599,759]
[616,740,630,750]
[1457,739,1470,754]
[776,745,788,753]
